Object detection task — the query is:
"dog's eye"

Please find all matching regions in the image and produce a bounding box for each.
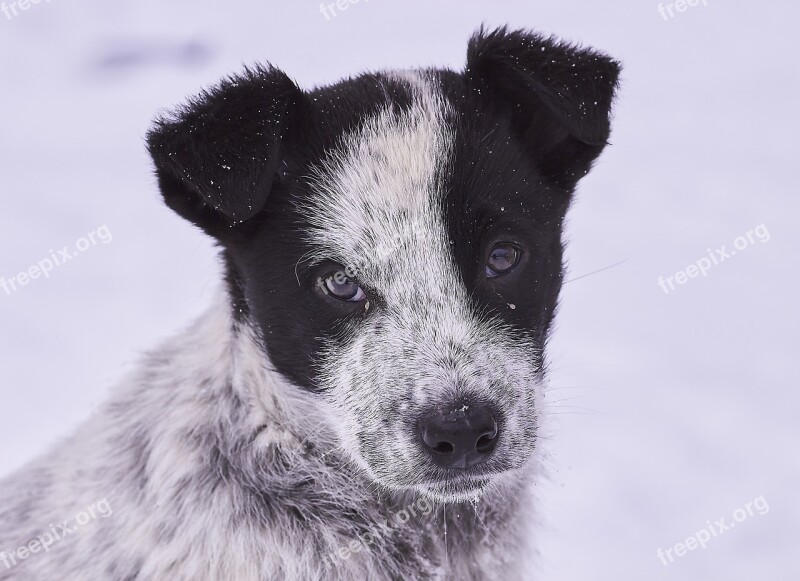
[486,243,521,278]
[324,273,366,302]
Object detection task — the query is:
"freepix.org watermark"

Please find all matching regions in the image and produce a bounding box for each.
[319,0,372,21]
[657,0,709,21]
[658,223,770,294]
[316,220,434,297]
[1,224,112,297]
[1,0,54,21]
[656,495,769,566]
[0,498,113,571]
[322,495,434,570]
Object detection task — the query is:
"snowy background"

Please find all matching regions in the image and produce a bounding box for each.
[1,1,798,579]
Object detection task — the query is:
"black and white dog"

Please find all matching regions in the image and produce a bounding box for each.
[0,27,619,580]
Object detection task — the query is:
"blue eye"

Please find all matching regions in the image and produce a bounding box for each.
[486,244,521,278]
[324,272,366,302]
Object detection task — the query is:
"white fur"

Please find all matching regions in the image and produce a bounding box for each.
[0,73,543,580]
[301,73,544,500]
[0,289,539,579]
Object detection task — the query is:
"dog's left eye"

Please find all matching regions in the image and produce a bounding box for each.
[486,243,521,278]
[324,273,366,302]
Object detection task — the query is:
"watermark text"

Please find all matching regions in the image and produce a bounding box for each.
[1,224,113,297]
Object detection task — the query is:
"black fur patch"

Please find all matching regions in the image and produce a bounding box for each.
[146,27,620,392]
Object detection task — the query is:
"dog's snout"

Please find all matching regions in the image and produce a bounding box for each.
[418,404,499,469]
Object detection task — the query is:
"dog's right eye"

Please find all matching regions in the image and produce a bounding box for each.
[323,273,366,302]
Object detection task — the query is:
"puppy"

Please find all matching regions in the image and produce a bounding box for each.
[0,26,620,580]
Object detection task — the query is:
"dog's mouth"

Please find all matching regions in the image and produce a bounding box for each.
[415,475,493,503]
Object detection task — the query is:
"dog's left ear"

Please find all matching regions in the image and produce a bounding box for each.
[466,27,621,188]
[146,65,303,235]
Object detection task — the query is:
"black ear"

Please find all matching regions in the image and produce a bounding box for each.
[466,27,621,188]
[146,65,302,234]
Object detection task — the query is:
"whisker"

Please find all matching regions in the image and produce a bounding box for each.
[471,501,498,547]
[443,479,449,574]
[563,258,628,284]
[536,453,561,472]
[293,248,317,286]
[544,385,602,392]
[545,395,588,405]
[546,362,609,372]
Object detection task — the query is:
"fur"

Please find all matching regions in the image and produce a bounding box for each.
[0,26,620,580]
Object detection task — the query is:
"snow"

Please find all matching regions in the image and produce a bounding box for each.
[1,1,798,579]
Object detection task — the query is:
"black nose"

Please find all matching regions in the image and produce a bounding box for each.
[418,403,499,469]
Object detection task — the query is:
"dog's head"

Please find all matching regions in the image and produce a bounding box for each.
[147,27,620,502]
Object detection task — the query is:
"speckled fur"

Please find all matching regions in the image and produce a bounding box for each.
[0,297,535,580]
[0,26,619,581]
[302,74,543,500]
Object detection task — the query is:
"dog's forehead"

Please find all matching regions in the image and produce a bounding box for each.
[302,72,459,293]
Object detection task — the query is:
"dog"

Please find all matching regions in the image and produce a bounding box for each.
[0,26,620,580]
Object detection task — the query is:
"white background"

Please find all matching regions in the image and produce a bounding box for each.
[1,1,797,579]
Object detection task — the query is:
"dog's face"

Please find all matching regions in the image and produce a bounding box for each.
[147,28,619,502]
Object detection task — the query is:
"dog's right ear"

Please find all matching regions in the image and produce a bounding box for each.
[146,65,302,235]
